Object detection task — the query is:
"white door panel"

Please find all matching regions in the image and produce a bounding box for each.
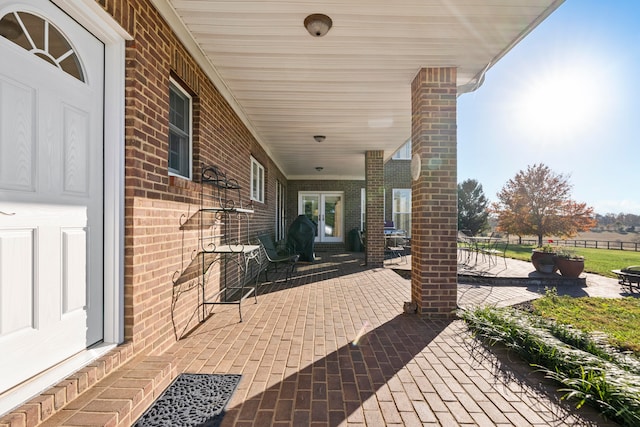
[0,228,34,335]
[0,77,35,192]
[62,105,91,195]
[0,1,104,393]
[62,228,87,314]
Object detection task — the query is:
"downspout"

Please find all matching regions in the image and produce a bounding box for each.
[457,61,491,96]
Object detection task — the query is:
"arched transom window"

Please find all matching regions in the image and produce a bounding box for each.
[0,10,84,81]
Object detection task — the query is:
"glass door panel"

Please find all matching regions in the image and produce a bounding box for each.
[300,194,319,238]
[322,195,343,242]
[298,192,344,242]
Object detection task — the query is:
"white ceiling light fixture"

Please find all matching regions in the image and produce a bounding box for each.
[304,14,332,37]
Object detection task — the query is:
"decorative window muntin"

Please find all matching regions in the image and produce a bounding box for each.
[0,11,84,81]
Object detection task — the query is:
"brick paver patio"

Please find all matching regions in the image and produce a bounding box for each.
[12,251,627,426]
[161,252,617,426]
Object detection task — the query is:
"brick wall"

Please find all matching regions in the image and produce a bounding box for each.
[410,67,457,318]
[99,0,287,354]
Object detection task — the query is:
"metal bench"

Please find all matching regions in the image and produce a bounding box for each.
[611,269,640,292]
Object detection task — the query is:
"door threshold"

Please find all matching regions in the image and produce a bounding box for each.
[0,342,116,416]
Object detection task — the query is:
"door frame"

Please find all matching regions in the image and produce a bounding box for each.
[53,0,131,346]
[298,191,345,243]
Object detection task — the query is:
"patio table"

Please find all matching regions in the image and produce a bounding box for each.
[385,231,407,263]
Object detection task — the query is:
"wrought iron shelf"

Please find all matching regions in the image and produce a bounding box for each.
[199,207,254,214]
[196,164,260,322]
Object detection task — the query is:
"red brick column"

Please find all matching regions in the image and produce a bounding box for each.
[410,68,458,318]
[365,150,384,267]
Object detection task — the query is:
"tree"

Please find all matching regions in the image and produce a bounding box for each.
[493,164,596,246]
[457,179,489,236]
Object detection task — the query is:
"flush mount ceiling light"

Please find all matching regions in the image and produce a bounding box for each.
[315,167,324,171]
[304,14,332,37]
[313,135,326,142]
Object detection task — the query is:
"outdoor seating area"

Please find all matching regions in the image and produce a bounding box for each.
[612,267,640,292]
[384,232,408,264]
[384,221,409,264]
[457,231,509,268]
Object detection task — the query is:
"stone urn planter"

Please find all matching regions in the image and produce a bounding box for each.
[556,256,585,278]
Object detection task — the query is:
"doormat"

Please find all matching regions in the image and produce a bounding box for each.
[133,373,241,427]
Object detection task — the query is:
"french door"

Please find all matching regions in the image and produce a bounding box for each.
[298,192,344,243]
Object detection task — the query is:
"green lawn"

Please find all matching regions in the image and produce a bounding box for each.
[505,244,640,278]
[533,295,640,354]
[502,245,640,350]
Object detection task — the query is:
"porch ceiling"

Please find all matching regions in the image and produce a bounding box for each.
[155,0,564,179]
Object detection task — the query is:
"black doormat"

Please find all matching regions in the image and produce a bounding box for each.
[133,373,241,427]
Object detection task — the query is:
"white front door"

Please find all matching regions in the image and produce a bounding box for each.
[298,192,344,243]
[0,2,104,393]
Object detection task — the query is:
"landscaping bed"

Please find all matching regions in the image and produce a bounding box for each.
[461,295,640,426]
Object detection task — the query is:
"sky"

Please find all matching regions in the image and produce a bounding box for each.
[457,0,640,215]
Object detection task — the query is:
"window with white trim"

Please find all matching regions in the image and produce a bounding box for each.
[392,189,411,236]
[168,80,192,179]
[392,139,411,160]
[250,157,264,203]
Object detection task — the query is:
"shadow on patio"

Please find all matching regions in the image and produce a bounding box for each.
[227,314,451,425]
[162,251,613,426]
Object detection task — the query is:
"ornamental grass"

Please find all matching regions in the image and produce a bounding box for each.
[460,305,640,426]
